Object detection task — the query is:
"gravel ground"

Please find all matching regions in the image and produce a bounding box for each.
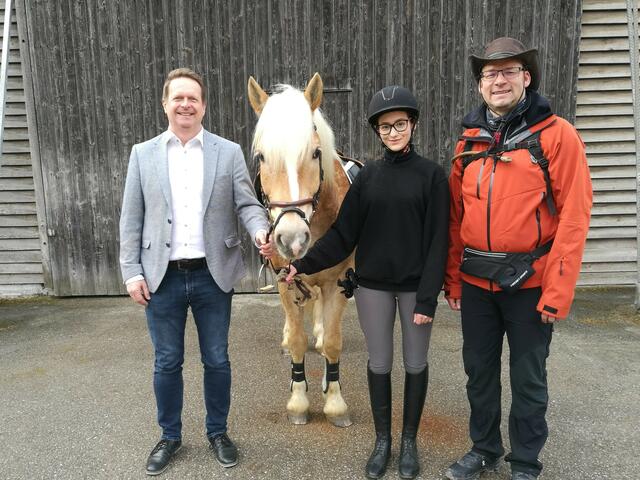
[0,287,638,479]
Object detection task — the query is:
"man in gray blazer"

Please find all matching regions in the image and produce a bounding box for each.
[119,68,271,476]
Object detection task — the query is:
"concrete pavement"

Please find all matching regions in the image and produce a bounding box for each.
[0,287,638,479]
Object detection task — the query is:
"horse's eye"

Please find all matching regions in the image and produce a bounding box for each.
[312,148,321,160]
[254,153,265,163]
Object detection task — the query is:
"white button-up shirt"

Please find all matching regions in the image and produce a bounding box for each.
[165,128,206,260]
[125,129,266,285]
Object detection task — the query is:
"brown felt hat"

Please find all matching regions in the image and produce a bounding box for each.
[470,37,540,90]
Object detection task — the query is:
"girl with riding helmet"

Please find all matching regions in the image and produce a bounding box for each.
[285,86,449,479]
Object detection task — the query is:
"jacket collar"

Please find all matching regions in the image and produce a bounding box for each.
[462,90,553,133]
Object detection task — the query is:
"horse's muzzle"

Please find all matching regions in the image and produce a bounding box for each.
[274,229,311,260]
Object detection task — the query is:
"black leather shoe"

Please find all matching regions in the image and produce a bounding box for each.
[146,439,182,476]
[445,450,501,479]
[209,433,238,468]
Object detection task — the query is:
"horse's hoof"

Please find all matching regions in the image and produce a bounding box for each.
[287,412,309,425]
[327,414,352,428]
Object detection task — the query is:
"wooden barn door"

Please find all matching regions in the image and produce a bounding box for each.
[16,1,129,296]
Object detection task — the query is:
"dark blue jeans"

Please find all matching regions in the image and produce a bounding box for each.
[145,265,232,441]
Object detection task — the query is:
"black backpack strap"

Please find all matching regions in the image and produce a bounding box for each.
[520,131,557,216]
[499,121,557,216]
[458,136,492,172]
[530,238,554,259]
[462,139,475,152]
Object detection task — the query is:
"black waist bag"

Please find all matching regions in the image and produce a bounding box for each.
[460,241,553,294]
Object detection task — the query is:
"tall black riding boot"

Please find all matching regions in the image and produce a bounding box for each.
[365,366,392,479]
[398,366,428,479]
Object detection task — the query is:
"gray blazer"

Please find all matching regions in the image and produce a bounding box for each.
[119,129,269,293]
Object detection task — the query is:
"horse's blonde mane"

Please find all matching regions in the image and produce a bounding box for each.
[252,85,336,183]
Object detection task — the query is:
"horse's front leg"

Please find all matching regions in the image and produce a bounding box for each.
[281,319,290,355]
[311,287,324,352]
[278,283,309,424]
[320,282,352,427]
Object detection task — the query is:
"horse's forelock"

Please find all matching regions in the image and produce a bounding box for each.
[252,86,336,184]
[252,86,315,172]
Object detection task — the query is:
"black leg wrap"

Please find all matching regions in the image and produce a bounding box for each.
[323,358,340,393]
[290,359,308,391]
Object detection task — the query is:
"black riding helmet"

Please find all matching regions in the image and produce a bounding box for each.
[367,85,420,129]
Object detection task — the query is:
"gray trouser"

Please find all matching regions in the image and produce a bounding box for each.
[354,286,432,374]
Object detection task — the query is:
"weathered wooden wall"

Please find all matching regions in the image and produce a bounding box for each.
[16,0,582,295]
[576,0,640,286]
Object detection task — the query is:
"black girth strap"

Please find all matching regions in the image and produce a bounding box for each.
[291,359,308,391]
[324,359,340,393]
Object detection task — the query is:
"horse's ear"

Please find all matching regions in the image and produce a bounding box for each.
[304,72,323,111]
[248,76,268,115]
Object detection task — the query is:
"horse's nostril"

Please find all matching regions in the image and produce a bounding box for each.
[276,234,285,248]
[304,231,310,244]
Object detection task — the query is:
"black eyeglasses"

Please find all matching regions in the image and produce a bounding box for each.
[480,66,526,81]
[376,119,410,135]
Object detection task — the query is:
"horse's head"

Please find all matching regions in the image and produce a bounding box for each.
[248,73,335,260]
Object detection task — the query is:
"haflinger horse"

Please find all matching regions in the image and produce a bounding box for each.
[248,73,353,427]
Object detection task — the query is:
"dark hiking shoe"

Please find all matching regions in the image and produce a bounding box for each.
[445,450,501,479]
[511,472,538,480]
[146,439,182,476]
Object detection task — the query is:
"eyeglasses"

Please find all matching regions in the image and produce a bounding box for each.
[480,66,526,81]
[376,119,410,135]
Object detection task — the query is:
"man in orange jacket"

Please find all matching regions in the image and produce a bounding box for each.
[444,38,592,480]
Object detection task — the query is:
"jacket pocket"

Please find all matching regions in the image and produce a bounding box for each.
[224,236,241,248]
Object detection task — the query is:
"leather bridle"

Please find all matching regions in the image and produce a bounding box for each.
[252,141,325,306]
[254,147,324,233]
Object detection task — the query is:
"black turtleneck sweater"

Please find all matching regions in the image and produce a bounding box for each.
[293,147,449,317]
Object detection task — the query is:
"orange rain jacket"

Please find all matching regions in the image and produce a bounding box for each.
[444,92,593,319]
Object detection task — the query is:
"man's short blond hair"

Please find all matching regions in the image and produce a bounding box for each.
[162,68,206,104]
